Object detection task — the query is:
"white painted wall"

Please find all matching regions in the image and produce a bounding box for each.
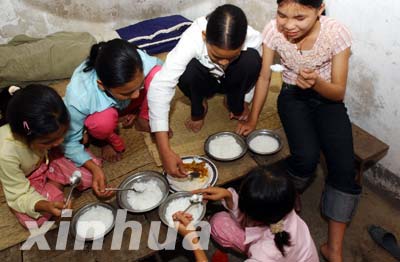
[0,0,275,44]
[325,0,400,177]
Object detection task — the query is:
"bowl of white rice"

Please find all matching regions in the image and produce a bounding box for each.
[158,191,206,227]
[204,131,247,161]
[71,202,117,241]
[246,129,282,155]
[117,171,169,213]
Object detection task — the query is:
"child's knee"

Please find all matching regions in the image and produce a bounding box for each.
[210,211,235,238]
[44,183,65,202]
[84,108,119,139]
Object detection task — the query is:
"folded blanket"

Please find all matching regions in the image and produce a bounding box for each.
[0,31,96,88]
[116,15,192,55]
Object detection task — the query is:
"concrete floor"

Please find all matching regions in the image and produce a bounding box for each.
[148,164,400,262]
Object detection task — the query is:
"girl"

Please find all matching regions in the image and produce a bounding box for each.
[63,39,162,196]
[0,85,94,227]
[238,1,361,261]
[174,167,318,261]
[148,4,262,177]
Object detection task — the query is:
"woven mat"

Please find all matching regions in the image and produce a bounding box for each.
[143,73,283,166]
[0,62,282,250]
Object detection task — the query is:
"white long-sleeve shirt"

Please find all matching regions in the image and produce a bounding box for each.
[148,16,262,132]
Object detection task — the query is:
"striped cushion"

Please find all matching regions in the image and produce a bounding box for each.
[116,15,192,55]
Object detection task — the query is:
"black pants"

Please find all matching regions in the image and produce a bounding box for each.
[178,48,261,119]
[277,83,361,195]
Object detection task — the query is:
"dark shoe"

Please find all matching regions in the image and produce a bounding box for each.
[368,225,400,260]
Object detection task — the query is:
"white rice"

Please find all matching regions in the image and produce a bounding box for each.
[127,180,163,211]
[270,64,284,72]
[249,135,280,154]
[209,135,243,159]
[168,176,208,191]
[76,205,114,239]
[165,197,203,227]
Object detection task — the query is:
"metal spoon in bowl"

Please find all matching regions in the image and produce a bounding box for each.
[65,171,82,206]
[182,194,203,213]
[105,183,144,193]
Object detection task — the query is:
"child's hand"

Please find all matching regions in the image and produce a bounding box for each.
[91,167,114,199]
[160,148,187,178]
[172,211,195,237]
[296,68,319,89]
[192,187,231,202]
[35,200,65,217]
[120,114,137,129]
[236,118,256,136]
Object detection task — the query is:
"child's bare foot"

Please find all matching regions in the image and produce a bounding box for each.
[185,118,204,133]
[184,98,208,133]
[102,144,122,162]
[81,130,89,145]
[134,117,151,132]
[320,243,343,262]
[120,114,136,129]
[229,102,250,121]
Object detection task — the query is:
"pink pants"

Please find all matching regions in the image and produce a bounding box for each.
[13,150,101,228]
[84,65,161,153]
[210,211,247,253]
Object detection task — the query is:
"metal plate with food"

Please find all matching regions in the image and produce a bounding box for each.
[204,131,247,161]
[116,171,170,213]
[158,191,206,227]
[165,156,218,192]
[70,202,117,241]
[246,129,282,155]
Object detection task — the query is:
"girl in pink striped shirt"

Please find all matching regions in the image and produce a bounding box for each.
[238,1,361,261]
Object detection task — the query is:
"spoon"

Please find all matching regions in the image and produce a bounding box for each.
[65,171,82,206]
[182,194,203,213]
[105,183,145,193]
[105,187,144,193]
[188,171,200,181]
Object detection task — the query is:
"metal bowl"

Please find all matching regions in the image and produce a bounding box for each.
[70,202,117,241]
[117,170,169,213]
[158,191,206,227]
[246,129,283,155]
[204,131,247,161]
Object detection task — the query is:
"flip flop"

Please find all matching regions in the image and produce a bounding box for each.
[368,225,400,260]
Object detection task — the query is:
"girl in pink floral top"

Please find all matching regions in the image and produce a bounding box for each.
[237,1,361,261]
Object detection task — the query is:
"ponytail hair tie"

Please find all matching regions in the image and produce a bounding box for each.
[270,220,284,234]
[23,121,32,135]
[8,86,21,96]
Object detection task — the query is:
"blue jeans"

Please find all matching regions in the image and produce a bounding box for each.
[278,83,361,223]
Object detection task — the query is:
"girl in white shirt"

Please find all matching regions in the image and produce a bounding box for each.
[148,4,262,177]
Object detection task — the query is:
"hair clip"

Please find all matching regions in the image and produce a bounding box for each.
[270,220,284,234]
[8,86,21,96]
[23,121,32,135]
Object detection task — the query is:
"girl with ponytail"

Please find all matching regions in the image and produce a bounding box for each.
[174,167,318,261]
[63,39,162,197]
